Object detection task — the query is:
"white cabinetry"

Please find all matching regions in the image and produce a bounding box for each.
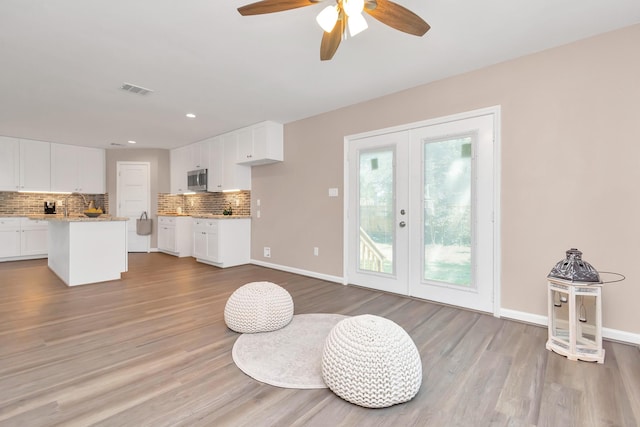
[187,140,210,170]
[171,141,211,194]
[51,143,105,193]
[170,147,189,194]
[158,216,193,257]
[208,135,251,192]
[0,217,48,261]
[0,137,50,192]
[236,121,283,166]
[192,217,250,268]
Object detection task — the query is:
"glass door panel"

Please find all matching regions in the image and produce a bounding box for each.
[359,149,394,275]
[423,136,473,287]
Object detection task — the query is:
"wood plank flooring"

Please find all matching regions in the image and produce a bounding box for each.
[0,253,638,426]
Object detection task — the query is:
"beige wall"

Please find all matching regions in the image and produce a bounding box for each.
[252,24,640,334]
[106,149,170,248]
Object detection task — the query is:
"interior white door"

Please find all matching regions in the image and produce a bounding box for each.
[117,162,150,253]
[346,109,498,314]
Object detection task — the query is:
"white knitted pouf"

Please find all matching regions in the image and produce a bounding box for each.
[321,314,422,408]
[224,282,294,333]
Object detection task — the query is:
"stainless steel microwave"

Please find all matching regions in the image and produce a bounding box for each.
[187,169,207,192]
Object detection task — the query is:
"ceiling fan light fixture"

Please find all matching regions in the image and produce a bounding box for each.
[343,0,365,17]
[348,12,368,37]
[316,5,339,33]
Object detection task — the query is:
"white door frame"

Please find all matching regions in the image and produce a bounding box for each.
[343,106,502,316]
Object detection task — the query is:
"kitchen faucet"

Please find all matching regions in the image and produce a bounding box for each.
[63,193,89,217]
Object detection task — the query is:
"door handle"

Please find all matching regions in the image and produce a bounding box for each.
[399,221,406,228]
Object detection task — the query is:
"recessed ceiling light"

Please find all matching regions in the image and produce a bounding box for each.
[186,113,196,118]
[128,140,137,144]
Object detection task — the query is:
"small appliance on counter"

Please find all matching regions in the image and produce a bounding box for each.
[44,201,56,214]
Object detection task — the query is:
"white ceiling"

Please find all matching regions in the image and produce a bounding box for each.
[1,0,639,150]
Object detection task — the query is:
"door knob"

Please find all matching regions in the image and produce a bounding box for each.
[399,221,406,228]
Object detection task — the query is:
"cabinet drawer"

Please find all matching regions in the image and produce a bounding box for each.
[158,216,176,225]
[20,218,48,229]
[0,218,21,230]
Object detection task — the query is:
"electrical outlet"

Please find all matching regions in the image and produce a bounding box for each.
[264,247,271,258]
[314,247,319,256]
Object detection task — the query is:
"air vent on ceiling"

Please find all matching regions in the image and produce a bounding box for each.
[110,142,125,146]
[120,82,153,95]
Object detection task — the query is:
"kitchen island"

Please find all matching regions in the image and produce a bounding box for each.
[30,215,129,286]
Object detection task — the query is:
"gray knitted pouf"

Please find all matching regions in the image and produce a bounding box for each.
[321,314,422,408]
[224,281,294,333]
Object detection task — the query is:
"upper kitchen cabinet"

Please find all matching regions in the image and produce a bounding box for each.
[0,136,50,192]
[208,134,250,192]
[236,121,283,166]
[50,143,105,194]
[170,146,189,194]
[187,140,210,171]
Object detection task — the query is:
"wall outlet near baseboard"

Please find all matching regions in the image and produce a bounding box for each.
[263,247,271,258]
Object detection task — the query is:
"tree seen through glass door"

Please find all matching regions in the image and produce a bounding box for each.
[423,136,472,286]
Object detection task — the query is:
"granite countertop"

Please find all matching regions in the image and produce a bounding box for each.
[158,212,250,219]
[191,214,250,219]
[28,214,129,222]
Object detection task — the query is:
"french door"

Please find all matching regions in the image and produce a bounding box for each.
[346,109,498,313]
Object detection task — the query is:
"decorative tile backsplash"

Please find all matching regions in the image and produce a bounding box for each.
[0,190,250,217]
[158,191,251,216]
[0,192,108,216]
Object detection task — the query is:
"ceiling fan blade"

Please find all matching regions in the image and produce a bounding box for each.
[320,17,344,61]
[364,0,430,36]
[238,0,319,16]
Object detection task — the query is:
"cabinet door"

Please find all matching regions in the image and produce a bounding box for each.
[51,143,78,192]
[0,137,20,191]
[236,121,283,166]
[158,224,176,252]
[189,140,210,170]
[170,147,189,194]
[0,218,21,258]
[20,139,50,191]
[193,229,207,258]
[21,227,48,256]
[208,137,224,192]
[77,146,105,193]
[223,134,251,191]
[206,229,219,262]
[236,127,253,163]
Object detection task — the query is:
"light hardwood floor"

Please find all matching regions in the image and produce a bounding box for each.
[0,253,638,427]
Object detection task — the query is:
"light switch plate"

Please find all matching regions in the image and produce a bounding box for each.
[328,188,339,197]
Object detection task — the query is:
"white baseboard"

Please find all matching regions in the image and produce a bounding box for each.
[500,308,640,345]
[244,263,640,346]
[250,259,345,285]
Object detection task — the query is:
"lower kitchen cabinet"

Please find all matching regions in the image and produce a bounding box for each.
[0,217,48,261]
[157,216,193,257]
[192,217,250,268]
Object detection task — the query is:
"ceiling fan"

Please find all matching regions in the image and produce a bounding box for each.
[237,0,430,61]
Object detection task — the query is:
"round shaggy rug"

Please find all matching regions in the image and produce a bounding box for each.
[231,313,348,389]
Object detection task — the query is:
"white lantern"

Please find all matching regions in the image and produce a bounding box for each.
[546,277,604,363]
